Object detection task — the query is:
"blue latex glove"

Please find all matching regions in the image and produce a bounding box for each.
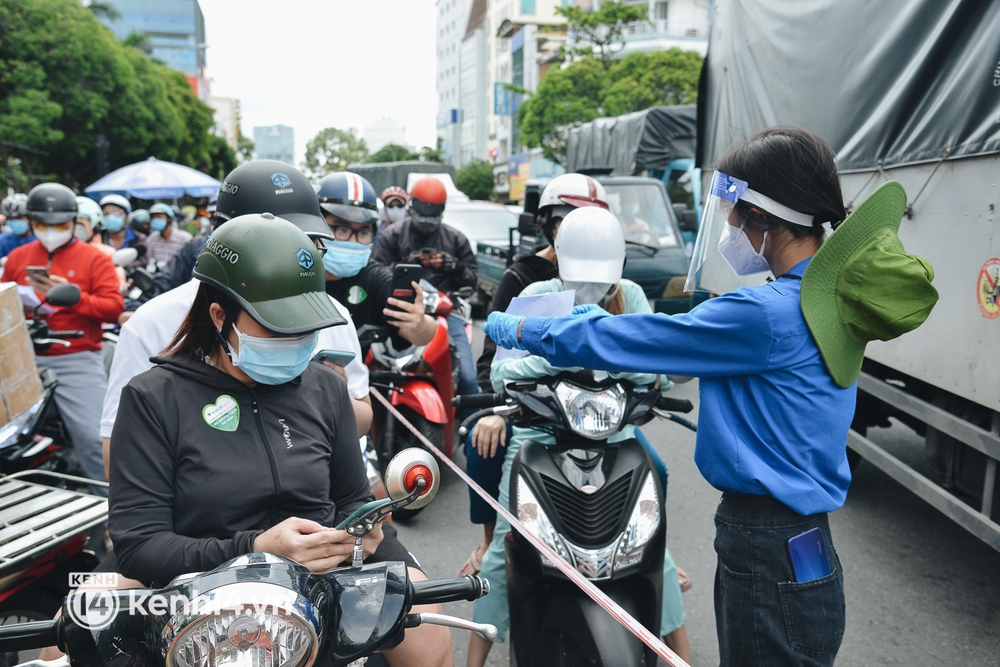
[571,303,611,319]
[484,311,526,350]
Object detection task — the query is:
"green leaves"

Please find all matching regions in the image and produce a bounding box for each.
[302,127,369,179]
[456,159,495,201]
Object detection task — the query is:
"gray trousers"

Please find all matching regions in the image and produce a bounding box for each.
[36,351,108,492]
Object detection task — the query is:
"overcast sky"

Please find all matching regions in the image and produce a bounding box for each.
[201,0,439,167]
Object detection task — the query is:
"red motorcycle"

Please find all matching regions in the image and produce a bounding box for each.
[362,283,473,519]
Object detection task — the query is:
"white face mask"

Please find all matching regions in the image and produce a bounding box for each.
[717,223,770,276]
[34,225,74,252]
[386,207,406,224]
[564,281,613,305]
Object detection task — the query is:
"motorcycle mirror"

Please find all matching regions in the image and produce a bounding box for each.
[112,247,139,268]
[44,284,81,307]
[454,286,475,300]
[129,267,155,292]
[385,449,440,511]
[517,212,537,237]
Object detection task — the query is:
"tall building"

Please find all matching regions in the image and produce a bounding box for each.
[364,118,413,154]
[458,0,489,166]
[436,0,473,167]
[253,125,295,166]
[569,0,709,57]
[97,0,209,99]
[211,97,240,153]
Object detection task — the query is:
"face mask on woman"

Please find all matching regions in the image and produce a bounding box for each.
[225,325,318,385]
[564,280,613,305]
[33,224,74,252]
[718,222,770,276]
[7,219,29,236]
[103,215,126,233]
[322,240,373,278]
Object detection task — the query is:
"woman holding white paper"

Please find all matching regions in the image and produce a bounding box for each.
[467,207,690,666]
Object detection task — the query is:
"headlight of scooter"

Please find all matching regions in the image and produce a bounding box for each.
[516,475,570,566]
[613,472,660,573]
[554,382,627,440]
[163,582,318,667]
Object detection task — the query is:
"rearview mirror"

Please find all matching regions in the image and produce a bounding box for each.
[454,286,475,299]
[45,284,81,307]
[129,267,155,292]
[385,448,440,510]
[112,247,139,268]
[517,212,537,236]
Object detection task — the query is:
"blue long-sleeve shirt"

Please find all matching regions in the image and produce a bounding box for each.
[0,231,34,258]
[517,259,855,515]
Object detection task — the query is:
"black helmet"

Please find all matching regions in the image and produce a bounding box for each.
[316,172,379,225]
[214,160,333,240]
[26,183,78,224]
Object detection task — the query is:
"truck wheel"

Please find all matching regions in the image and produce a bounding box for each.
[388,407,444,522]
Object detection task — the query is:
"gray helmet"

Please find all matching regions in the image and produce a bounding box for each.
[1,194,29,219]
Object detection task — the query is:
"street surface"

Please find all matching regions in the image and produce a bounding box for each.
[394,323,1000,666]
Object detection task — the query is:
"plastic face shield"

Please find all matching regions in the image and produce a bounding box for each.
[685,171,773,294]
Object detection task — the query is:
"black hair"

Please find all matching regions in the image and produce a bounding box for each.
[718,127,847,240]
[164,283,241,358]
[540,205,573,245]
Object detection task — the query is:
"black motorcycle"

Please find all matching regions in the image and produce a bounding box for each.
[0,449,497,667]
[455,372,696,667]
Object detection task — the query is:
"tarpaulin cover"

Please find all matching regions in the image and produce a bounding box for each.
[566,105,697,175]
[347,161,457,197]
[698,0,1000,172]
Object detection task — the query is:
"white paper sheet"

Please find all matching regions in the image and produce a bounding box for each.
[495,289,575,360]
[17,285,55,316]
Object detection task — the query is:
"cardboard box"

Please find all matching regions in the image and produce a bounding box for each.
[0,283,43,428]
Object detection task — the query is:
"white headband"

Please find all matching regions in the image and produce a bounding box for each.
[741,188,815,227]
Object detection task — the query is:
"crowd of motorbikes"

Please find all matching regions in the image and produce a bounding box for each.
[0,250,697,666]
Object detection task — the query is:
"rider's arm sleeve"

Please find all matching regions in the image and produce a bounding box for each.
[72,252,124,323]
[451,236,478,288]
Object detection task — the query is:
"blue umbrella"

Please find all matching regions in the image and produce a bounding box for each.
[84,156,222,200]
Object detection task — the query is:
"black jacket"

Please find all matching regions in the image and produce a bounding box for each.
[476,250,558,388]
[370,219,478,294]
[109,354,367,585]
[326,261,408,349]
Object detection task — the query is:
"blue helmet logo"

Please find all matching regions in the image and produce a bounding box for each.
[271,173,291,188]
[296,248,314,270]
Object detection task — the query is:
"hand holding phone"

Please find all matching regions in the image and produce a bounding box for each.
[25,266,49,281]
[312,349,357,367]
[391,264,423,304]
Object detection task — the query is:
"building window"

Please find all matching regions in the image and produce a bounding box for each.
[521,0,536,14]
[656,1,668,20]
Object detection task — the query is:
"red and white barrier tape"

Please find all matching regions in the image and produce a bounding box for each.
[370,387,690,667]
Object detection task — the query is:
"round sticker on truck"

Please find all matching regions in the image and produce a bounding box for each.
[977,257,1000,320]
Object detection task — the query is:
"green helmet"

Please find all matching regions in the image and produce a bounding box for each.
[193,213,345,334]
[75,196,103,226]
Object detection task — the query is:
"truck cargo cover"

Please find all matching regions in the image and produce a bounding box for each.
[698,0,1000,172]
[566,105,697,175]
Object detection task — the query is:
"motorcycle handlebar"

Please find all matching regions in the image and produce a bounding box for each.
[410,575,490,605]
[656,397,694,414]
[452,393,505,410]
[0,620,62,652]
[47,330,84,339]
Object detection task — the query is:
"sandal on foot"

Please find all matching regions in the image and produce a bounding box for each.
[459,545,485,576]
[677,567,693,593]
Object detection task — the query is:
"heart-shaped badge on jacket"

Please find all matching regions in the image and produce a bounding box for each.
[203,395,240,432]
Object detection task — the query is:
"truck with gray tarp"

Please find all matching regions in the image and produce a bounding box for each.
[700,0,1000,548]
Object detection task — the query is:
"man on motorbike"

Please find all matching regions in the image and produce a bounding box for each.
[317,171,437,348]
[0,193,35,259]
[4,183,123,488]
[371,176,480,401]
[146,202,193,266]
[98,195,148,268]
[101,161,375,470]
[468,207,691,666]
[381,185,409,225]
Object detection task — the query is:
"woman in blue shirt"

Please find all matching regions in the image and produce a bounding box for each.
[485,127,938,666]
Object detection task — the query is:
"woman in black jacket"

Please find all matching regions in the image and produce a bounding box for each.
[107,214,453,667]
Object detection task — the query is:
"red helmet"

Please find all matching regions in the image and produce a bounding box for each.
[408,177,447,224]
[381,186,408,207]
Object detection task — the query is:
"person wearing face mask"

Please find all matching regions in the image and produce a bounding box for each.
[0,193,35,259]
[485,127,941,666]
[145,202,192,267]
[105,214,453,667]
[128,208,151,236]
[4,183,123,488]
[98,194,148,269]
[467,206,691,667]
[371,177,480,403]
[317,172,436,348]
[380,186,409,226]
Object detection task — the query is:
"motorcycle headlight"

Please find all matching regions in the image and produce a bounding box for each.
[163,582,319,667]
[554,382,627,439]
[516,475,570,566]
[613,472,660,573]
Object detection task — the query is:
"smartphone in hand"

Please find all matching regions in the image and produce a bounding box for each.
[312,349,357,367]
[25,266,49,281]
[391,264,423,304]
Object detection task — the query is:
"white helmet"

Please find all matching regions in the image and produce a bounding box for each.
[538,173,608,211]
[555,207,626,284]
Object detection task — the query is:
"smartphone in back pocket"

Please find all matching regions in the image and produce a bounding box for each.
[787,527,832,583]
[391,264,423,304]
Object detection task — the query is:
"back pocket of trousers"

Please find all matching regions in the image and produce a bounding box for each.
[777,571,845,658]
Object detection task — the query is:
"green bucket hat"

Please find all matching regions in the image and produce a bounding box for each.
[801,181,938,388]
[194,213,345,335]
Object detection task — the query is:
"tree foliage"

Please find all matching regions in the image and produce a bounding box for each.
[0,0,234,192]
[517,49,702,164]
[364,138,446,165]
[456,159,495,201]
[556,1,650,70]
[302,127,368,179]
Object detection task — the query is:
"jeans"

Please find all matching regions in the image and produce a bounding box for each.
[464,423,511,524]
[714,493,845,666]
[447,315,479,416]
[38,351,109,495]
